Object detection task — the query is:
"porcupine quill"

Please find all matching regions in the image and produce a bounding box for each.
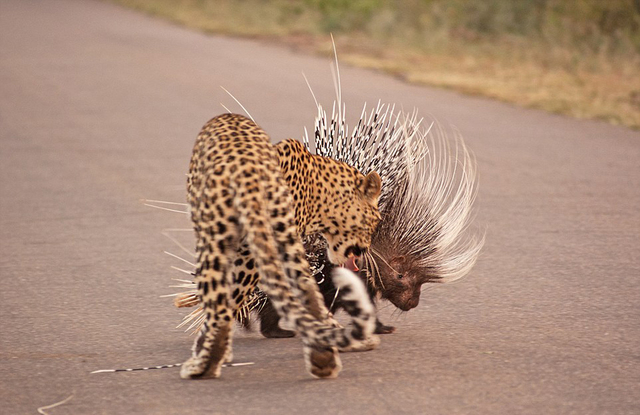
[90,361,254,374]
[137,200,268,332]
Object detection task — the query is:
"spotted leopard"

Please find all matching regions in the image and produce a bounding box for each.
[180,113,382,379]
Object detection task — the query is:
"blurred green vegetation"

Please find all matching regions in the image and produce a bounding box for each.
[114,0,640,59]
[112,0,640,128]
[312,0,639,52]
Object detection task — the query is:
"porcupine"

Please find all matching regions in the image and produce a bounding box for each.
[173,99,484,337]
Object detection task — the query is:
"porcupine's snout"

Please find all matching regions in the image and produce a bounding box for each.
[380,272,422,311]
[397,291,420,311]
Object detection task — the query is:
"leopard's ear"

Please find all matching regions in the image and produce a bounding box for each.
[361,171,381,203]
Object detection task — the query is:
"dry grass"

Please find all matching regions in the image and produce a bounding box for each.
[110,0,640,129]
[333,39,640,128]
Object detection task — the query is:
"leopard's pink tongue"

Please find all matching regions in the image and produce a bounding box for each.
[342,256,360,272]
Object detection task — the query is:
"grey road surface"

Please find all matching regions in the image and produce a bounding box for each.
[1,0,639,414]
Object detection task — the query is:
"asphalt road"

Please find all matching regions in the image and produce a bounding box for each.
[1,1,639,414]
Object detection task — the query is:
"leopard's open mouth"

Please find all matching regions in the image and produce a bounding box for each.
[342,255,360,272]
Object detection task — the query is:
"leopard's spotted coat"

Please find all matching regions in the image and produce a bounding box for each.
[180,113,382,379]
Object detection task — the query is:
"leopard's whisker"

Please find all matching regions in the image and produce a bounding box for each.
[366,250,384,290]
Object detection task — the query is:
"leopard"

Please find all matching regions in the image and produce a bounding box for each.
[180,113,382,379]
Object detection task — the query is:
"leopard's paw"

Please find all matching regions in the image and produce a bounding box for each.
[304,346,342,379]
[180,356,220,379]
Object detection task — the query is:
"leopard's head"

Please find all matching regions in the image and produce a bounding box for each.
[276,139,382,266]
[317,163,382,266]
